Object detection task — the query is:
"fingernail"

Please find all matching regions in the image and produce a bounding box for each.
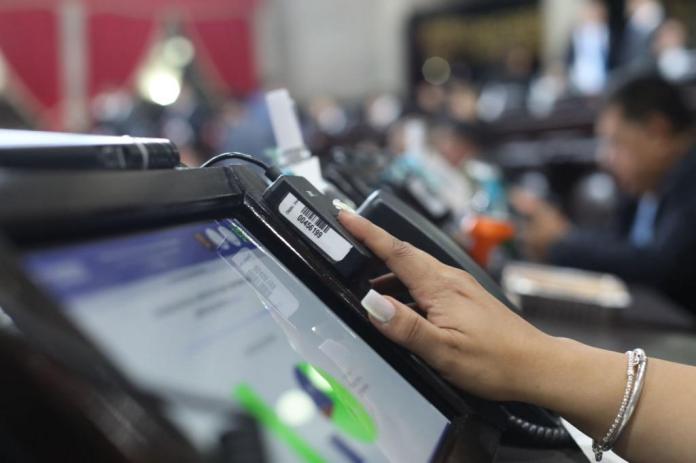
[361,289,395,323]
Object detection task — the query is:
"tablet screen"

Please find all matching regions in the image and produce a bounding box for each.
[22,218,450,463]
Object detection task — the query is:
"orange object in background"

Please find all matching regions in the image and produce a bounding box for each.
[467,216,515,267]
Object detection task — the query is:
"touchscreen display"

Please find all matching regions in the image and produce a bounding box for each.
[22,219,449,462]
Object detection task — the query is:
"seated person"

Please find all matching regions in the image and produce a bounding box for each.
[431,121,509,218]
[513,74,696,311]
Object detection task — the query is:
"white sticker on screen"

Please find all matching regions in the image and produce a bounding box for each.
[278,193,352,262]
[230,248,299,318]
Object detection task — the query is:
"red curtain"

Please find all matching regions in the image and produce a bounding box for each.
[187,16,257,96]
[0,8,60,116]
[84,0,257,17]
[0,0,259,128]
[87,13,158,97]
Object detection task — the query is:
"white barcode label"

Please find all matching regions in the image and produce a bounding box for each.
[278,193,352,262]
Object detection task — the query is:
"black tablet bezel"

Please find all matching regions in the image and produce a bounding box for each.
[0,166,500,461]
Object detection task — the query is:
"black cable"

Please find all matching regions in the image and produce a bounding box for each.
[200,152,282,181]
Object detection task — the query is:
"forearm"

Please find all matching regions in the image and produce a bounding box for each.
[514,335,696,462]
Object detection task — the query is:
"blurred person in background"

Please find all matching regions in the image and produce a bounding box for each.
[653,18,695,81]
[478,45,536,121]
[445,80,479,123]
[433,121,508,217]
[413,82,447,118]
[91,87,160,138]
[216,91,275,163]
[304,96,353,156]
[513,73,696,311]
[567,0,610,96]
[431,121,512,265]
[619,0,665,70]
[527,60,568,117]
[432,121,483,169]
[160,82,212,166]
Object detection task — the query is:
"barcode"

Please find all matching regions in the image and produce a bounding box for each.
[301,206,330,233]
[278,193,352,262]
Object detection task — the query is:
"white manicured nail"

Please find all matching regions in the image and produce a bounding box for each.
[361,289,395,323]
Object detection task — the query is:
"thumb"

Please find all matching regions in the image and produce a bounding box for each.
[361,290,445,366]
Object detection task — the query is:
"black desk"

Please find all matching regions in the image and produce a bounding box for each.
[523,287,696,366]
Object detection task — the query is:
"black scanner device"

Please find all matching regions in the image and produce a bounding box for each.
[358,189,519,313]
[263,175,373,278]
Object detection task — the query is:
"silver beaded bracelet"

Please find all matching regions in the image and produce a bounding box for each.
[592,348,648,461]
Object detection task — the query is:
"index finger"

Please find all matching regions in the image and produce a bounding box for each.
[338,211,442,289]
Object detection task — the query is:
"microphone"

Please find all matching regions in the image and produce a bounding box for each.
[0,129,180,170]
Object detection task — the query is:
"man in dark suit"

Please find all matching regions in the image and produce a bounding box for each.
[514,74,696,311]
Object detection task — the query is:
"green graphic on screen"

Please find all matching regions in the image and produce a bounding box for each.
[233,363,378,462]
[234,383,327,463]
[294,362,378,442]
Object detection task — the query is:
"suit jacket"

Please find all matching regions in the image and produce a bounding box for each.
[549,148,696,312]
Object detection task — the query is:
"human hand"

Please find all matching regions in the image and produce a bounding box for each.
[510,189,570,260]
[338,211,553,402]
[340,213,696,463]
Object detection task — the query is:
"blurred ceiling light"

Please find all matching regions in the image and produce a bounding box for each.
[422,56,451,86]
[276,389,316,426]
[140,68,181,106]
[162,36,195,68]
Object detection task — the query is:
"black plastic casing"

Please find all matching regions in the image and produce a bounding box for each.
[358,189,521,313]
[263,175,373,278]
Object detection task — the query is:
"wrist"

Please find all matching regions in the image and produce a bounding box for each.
[503,331,556,402]
[506,334,628,436]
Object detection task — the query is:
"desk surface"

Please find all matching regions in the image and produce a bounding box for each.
[524,286,696,366]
